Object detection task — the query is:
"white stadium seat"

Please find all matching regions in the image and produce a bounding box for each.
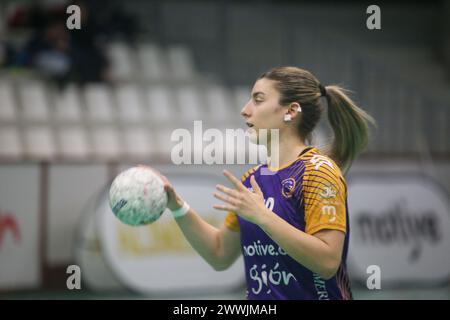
[116,85,144,123]
[0,82,17,121]
[0,127,22,158]
[59,127,89,159]
[84,85,114,122]
[92,126,120,158]
[167,45,195,80]
[204,86,230,122]
[20,82,50,121]
[157,129,175,155]
[137,44,168,81]
[54,85,82,122]
[24,126,55,159]
[107,42,136,81]
[146,86,172,123]
[123,128,153,158]
[175,86,202,122]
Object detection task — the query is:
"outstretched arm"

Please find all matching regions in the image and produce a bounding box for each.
[152,168,241,271]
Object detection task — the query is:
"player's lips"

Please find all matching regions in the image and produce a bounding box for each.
[246,122,254,128]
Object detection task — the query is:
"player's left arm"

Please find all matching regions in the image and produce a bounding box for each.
[257,213,345,280]
[214,168,346,280]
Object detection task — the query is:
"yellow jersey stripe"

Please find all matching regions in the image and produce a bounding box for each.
[225,211,240,232]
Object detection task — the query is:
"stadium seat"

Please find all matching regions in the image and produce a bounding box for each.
[19,82,50,122]
[123,127,153,158]
[146,86,172,123]
[116,85,144,123]
[59,127,89,159]
[167,45,195,80]
[107,42,136,81]
[137,44,168,81]
[0,127,22,159]
[157,128,176,156]
[54,85,82,122]
[91,126,120,158]
[175,85,202,123]
[24,126,55,159]
[204,85,230,123]
[84,85,114,122]
[0,82,17,122]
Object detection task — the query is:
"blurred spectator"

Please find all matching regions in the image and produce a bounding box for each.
[16,13,72,84]
[71,0,139,44]
[443,1,450,80]
[5,0,139,86]
[12,2,108,86]
[0,39,15,68]
[66,0,110,84]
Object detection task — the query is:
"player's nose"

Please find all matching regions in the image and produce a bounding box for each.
[241,100,252,118]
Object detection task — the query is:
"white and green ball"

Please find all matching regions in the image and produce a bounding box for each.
[109,167,168,226]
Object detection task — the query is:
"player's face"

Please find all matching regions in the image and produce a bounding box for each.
[241,78,287,143]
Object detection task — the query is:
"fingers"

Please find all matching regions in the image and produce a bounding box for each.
[139,165,176,198]
[213,191,239,206]
[216,184,240,198]
[250,175,262,195]
[159,174,171,186]
[213,204,237,212]
[214,181,242,211]
[223,170,246,191]
[158,174,175,196]
[164,183,175,195]
[138,164,170,185]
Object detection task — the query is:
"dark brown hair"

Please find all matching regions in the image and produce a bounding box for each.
[260,66,375,170]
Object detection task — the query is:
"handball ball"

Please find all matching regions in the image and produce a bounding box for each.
[109,166,168,226]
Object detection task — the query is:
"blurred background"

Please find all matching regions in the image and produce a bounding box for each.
[0,0,449,300]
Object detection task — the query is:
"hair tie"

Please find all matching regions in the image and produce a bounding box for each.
[319,84,327,97]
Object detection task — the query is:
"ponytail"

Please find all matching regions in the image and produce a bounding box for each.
[259,66,375,171]
[324,85,375,171]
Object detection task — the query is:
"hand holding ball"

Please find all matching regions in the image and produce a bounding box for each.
[109,167,168,226]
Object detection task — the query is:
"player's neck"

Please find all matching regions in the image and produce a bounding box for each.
[267,133,307,169]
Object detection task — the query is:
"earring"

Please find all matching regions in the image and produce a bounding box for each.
[297,106,302,113]
[284,114,292,122]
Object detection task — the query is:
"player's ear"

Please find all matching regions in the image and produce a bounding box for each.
[284,102,301,122]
